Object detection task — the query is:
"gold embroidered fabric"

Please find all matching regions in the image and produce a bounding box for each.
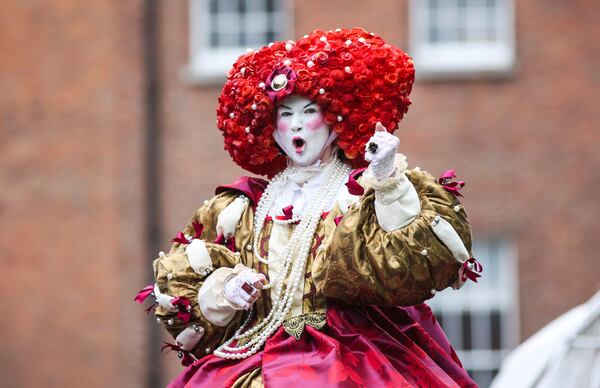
[312,169,472,307]
[232,367,263,388]
[152,168,471,358]
[282,312,327,340]
[153,192,249,359]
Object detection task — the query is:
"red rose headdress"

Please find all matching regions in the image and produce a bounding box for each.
[216,27,415,176]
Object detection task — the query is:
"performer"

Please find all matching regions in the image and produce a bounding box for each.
[136,28,480,387]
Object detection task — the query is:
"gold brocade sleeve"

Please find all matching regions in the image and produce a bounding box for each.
[313,169,472,306]
[152,191,254,358]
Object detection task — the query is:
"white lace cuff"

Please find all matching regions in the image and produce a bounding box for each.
[362,154,421,232]
[197,265,245,327]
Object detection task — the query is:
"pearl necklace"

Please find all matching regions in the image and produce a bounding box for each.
[213,154,350,359]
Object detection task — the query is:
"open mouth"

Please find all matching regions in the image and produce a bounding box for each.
[292,136,305,153]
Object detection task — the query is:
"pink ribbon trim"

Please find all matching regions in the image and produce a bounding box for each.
[460,258,483,283]
[191,221,204,239]
[275,205,294,221]
[171,232,190,245]
[172,296,192,323]
[161,342,196,367]
[438,169,465,197]
[135,284,158,314]
[345,168,367,196]
[144,302,158,314]
[134,284,154,304]
[214,233,236,252]
[171,221,204,244]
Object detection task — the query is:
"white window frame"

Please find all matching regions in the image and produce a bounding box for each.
[183,0,292,84]
[427,239,520,386]
[409,0,516,78]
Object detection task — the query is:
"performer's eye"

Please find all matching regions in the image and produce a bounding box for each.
[280,111,293,117]
[304,108,317,114]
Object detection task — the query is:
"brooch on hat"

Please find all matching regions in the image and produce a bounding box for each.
[265,65,297,103]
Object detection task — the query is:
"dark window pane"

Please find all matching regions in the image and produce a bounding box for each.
[458,1,467,42]
[219,32,239,47]
[462,311,472,350]
[209,0,219,15]
[491,311,501,350]
[246,32,267,47]
[238,0,246,47]
[209,31,219,48]
[486,26,497,42]
[429,26,439,43]
[458,26,467,42]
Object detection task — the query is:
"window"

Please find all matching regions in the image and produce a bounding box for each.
[428,239,519,387]
[186,0,291,83]
[409,0,515,77]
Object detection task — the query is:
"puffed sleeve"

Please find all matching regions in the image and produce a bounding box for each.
[313,167,473,307]
[150,191,254,359]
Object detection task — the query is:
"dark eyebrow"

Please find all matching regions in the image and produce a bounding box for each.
[279,104,292,110]
[303,102,316,109]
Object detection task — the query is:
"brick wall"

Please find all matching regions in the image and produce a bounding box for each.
[0,1,147,386]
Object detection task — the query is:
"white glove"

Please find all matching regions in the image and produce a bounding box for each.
[223,267,267,309]
[364,122,400,180]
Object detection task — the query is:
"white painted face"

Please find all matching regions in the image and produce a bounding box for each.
[274,95,331,166]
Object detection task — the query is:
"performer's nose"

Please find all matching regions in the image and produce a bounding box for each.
[290,115,303,132]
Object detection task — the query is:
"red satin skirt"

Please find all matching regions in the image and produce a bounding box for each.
[169,301,476,387]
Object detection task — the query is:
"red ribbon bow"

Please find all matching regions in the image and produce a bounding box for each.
[345,168,366,196]
[439,169,465,197]
[214,233,236,252]
[144,302,158,314]
[171,221,204,244]
[171,296,192,323]
[275,205,294,221]
[134,284,158,314]
[134,284,154,304]
[161,342,196,367]
[461,258,483,283]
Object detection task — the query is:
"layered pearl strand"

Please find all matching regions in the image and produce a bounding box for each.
[272,214,302,225]
[213,155,350,359]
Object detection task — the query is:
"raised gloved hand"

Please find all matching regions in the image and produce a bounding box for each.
[223,267,267,309]
[364,122,400,180]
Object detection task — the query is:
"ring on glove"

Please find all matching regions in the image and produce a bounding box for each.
[241,282,254,295]
[367,142,379,154]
